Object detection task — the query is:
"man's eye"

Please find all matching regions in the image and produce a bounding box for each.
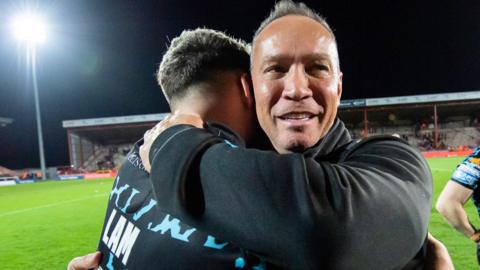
[308,64,328,71]
[306,64,330,76]
[264,65,287,74]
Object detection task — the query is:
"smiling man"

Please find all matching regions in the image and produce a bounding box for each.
[251,13,341,154]
[138,1,433,269]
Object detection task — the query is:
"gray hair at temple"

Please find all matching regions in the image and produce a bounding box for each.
[251,0,340,70]
[157,28,250,106]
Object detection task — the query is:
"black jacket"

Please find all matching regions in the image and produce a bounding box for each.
[97,142,268,270]
[148,119,432,269]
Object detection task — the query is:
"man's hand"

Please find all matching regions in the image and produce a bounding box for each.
[470,230,480,242]
[476,241,480,266]
[425,233,454,270]
[67,251,101,270]
[140,113,203,172]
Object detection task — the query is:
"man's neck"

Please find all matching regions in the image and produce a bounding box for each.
[172,96,219,120]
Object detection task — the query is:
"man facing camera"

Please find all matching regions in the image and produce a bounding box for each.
[141,1,433,269]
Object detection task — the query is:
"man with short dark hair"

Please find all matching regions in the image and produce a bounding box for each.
[156,28,256,144]
[140,1,433,269]
[71,28,267,270]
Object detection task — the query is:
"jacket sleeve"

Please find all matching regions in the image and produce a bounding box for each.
[149,125,432,269]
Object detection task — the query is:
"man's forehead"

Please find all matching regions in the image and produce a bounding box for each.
[254,15,333,45]
[252,16,336,64]
[253,16,334,51]
[260,52,333,64]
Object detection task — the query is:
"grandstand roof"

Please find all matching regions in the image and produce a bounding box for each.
[340,90,480,108]
[0,117,13,127]
[339,100,480,124]
[62,113,168,128]
[63,113,168,145]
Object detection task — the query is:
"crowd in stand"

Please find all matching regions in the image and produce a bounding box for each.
[97,151,115,170]
[347,115,480,152]
[95,145,132,170]
[19,172,42,180]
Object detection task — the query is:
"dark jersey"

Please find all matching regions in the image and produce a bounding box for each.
[96,141,269,270]
[451,147,480,214]
[148,118,432,270]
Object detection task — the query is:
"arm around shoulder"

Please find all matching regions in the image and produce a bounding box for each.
[149,129,433,268]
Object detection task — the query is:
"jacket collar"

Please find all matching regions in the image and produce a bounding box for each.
[303,118,352,158]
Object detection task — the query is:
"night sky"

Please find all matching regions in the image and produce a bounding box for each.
[1,0,480,169]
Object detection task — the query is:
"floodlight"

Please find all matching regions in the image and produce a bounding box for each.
[12,13,47,45]
[10,12,49,180]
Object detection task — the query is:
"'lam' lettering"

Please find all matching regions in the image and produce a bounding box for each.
[107,215,127,252]
[102,209,117,244]
[102,210,141,266]
[115,222,140,265]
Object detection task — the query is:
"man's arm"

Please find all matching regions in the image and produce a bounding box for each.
[425,233,454,270]
[146,125,432,269]
[436,180,476,238]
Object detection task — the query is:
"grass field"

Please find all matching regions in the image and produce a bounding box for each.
[0,157,478,269]
[0,178,113,270]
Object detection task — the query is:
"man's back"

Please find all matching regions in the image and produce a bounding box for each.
[97,142,268,269]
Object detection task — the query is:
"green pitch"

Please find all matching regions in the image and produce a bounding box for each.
[0,157,478,269]
[0,178,113,270]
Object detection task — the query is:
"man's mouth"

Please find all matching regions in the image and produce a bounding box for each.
[278,112,316,121]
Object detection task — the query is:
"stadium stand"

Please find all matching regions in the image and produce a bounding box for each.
[62,113,167,172]
[0,166,17,176]
[0,166,19,186]
[339,90,480,151]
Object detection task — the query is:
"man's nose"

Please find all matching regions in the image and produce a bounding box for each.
[283,67,312,100]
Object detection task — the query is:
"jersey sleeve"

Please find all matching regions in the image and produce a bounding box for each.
[148,125,432,269]
[451,148,480,189]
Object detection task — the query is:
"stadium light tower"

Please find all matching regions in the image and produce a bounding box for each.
[11,12,48,180]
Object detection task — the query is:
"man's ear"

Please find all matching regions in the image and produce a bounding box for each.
[240,73,254,108]
[337,72,343,98]
[337,72,343,107]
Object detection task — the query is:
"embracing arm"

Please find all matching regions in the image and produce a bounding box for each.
[425,233,454,270]
[148,126,432,268]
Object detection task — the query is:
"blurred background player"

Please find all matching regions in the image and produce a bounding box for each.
[437,147,480,264]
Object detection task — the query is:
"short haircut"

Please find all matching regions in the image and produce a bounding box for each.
[252,0,340,70]
[254,0,335,42]
[157,28,250,105]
